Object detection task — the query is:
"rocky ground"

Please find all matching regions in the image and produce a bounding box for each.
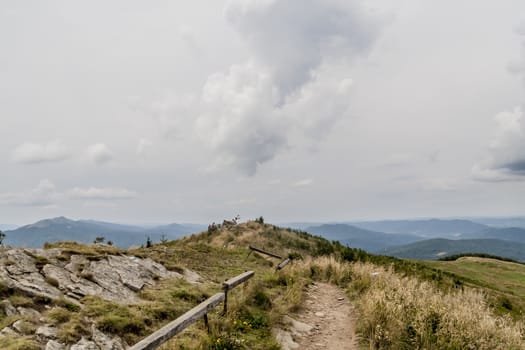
[274,282,358,350]
[0,246,200,349]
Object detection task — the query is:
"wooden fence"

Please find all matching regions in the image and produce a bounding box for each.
[129,270,254,350]
[248,245,292,271]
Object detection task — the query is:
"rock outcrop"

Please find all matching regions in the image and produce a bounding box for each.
[0,247,191,304]
[0,246,201,349]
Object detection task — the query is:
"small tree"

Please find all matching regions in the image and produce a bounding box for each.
[146,236,152,248]
[93,236,105,244]
[0,230,5,245]
[255,216,264,224]
[160,234,168,244]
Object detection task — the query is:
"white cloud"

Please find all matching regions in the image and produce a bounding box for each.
[0,179,60,206]
[196,61,287,174]
[68,187,137,200]
[293,178,314,187]
[11,140,70,164]
[151,94,197,138]
[137,138,152,154]
[225,0,381,95]
[154,0,383,175]
[419,177,461,191]
[473,106,525,181]
[471,165,525,183]
[382,153,414,168]
[87,143,113,164]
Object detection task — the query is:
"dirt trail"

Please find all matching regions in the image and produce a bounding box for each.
[274,282,358,349]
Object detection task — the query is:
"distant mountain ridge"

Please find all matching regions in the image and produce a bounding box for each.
[349,219,489,237]
[382,238,525,262]
[304,224,422,252]
[4,217,205,248]
[464,227,525,243]
[469,217,525,229]
[0,224,18,231]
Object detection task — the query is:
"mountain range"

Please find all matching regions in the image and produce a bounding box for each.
[303,219,525,261]
[381,238,525,262]
[304,224,421,252]
[3,216,525,261]
[2,217,206,248]
[347,219,489,238]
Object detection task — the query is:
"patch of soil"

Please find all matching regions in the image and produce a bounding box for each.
[275,282,358,349]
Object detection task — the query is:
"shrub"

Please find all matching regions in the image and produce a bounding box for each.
[48,307,71,324]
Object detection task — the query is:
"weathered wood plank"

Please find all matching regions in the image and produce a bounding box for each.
[249,245,282,259]
[222,271,255,291]
[129,293,225,350]
[276,258,290,270]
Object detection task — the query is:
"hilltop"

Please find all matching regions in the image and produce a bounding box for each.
[0,220,523,349]
[0,221,335,349]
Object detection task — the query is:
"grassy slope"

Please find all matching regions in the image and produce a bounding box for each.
[1,221,524,349]
[423,256,525,317]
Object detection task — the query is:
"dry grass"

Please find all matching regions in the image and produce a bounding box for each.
[285,257,525,349]
[351,262,525,349]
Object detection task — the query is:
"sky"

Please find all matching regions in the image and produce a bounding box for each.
[1,0,525,225]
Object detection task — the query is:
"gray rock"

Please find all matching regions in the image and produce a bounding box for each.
[0,249,63,300]
[17,306,41,318]
[92,326,125,350]
[12,319,32,334]
[272,328,299,350]
[282,315,313,334]
[46,340,66,350]
[36,325,58,339]
[183,268,202,284]
[5,249,39,274]
[0,247,193,308]
[71,337,100,350]
[1,300,18,316]
[0,326,18,336]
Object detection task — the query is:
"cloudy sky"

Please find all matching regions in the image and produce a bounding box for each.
[2,0,525,225]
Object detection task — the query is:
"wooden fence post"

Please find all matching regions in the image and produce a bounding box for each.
[222,271,255,314]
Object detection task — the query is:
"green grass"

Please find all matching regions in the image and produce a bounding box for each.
[424,256,525,317]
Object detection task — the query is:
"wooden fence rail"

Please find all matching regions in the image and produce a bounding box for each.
[248,245,282,259]
[222,270,255,314]
[276,258,290,270]
[222,271,255,291]
[129,270,255,350]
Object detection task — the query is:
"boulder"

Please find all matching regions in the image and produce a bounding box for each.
[70,337,99,350]
[17,306,41,318]
[36,325,58,339]
[1,300,17,316]
[92,326,125,350]
[12,319,33,334]
[45,340,66,350]
[0,326,18,336]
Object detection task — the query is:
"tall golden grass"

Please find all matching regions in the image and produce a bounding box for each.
[287,257,524,349]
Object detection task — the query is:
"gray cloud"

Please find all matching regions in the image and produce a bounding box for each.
[473,107,525,181]
[225,0,380,95]
[175,0,383,175]
[504,159,525,173]
[86,143,113,165]
[0,180,60,207]
[11,140,70,164]
[68,187,137,200]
